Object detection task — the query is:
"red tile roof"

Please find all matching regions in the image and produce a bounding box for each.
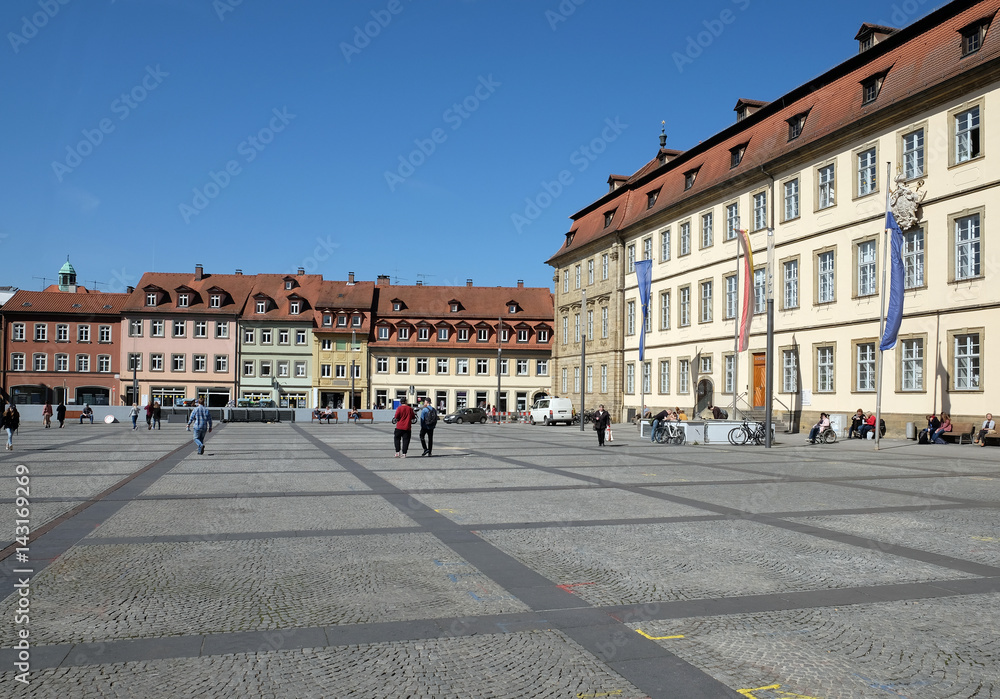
[122,271,257,314]
[548,0,1000,265]
[4,289,129,316]
[243,274,326,322]
[374,284,553,320]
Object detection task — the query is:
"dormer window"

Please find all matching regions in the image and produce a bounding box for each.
[285,281,293,290]
[418,327,430,341]
[378,326,389,340]
[684,169,699,190]
[477,328,489,342]
[337,315,348,327]
[438,327,449,341]
[393,302,402,311]
[730,144,747,169]
[178,293,189,307]
[509,304,517,314]
[256,300,266,314]
[290,301,300,315]
[603,210,615,228]
[647,189,660,209]
[962,20,990,56]
[398,327,410,340]
[787,112,808,141]
[323,314,332,326]
[500,329,509,342]
[145,292,157,307]
[210,294,221,308]
[352,315,362,327]
[451,303,459,312]
[861,72,886,105]
[565,231,575,247]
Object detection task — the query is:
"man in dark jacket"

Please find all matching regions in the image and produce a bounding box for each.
[919,413,941,444]
[594,405,611,447]
[57,402,67,428]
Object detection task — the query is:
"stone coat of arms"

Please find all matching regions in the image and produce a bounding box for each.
[889,172,926,230]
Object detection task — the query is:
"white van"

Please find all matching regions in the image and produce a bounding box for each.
[529,397,574,425]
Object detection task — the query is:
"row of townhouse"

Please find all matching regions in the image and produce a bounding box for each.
[1,263,554,412]
[548,0,1000,431]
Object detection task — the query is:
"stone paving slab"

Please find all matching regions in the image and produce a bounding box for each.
[84,494,423,537]
[381,465,592,491]
[138,470,372,496]
[477,520,976,607]
[167,458,346,474]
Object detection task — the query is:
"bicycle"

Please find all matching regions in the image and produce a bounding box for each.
[655,421,686,445]
[728,420,766,446]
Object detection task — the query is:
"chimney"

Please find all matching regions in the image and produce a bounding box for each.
[466,279,473,287]
[126,286,135,294]
[235,269,243,275]
[195,264,204,281]
[297,267,305,275]
[517,280,524,288]
[348,272,355,285]
[377,274,390,286]
[416,280,422,286]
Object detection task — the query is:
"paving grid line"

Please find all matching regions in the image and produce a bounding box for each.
[289,424,744,698]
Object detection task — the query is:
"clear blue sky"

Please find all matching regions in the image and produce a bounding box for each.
[1,0,940,294]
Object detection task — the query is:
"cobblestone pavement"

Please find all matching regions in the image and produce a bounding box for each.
[2,421,999,697]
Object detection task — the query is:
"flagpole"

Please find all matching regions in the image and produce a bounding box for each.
[875,163,891,451]
[732,221,740,419]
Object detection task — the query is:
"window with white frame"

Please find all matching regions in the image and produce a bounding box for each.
[194,321,207,338]
[660,229,671,261]
[561,367,568,393]
[586,365,593,392]
[573,367,580,393]
[256,300,266,314]
[290,301,300,315]
[457,358,469,375]
[458,328,469,342]
[753,191,767,230]
[726,202,740,240]
[99,325,111,343]
[414,326,428,341]
[260,360,272,377]
[78,325,90,342]
[901,338,923,391]
[783,259,798,309]
[562,316,568,344]
[56,324,68,342]
[955,106,981,163]
[500,328,509,343]
[320,339,332,351]
[857,147,877,196]
[587,259,594,284]
[954,333,980,390]
[724,355,735,393]
[643,236,652,261]
[518,329,529,343]
[587,310,594,340]
[699,355,712,374]
[782,350,797,392]
[818,251,835,303]
[152,320,164,337]
[625,363,634,394]
[601,307,608,338]
[602,253,609,279]
[434,357,447,374]
[517,359,528,376]
[725,275,737,318]
[679,222,691,256]
[575,264,581,289]
[396,357,409,374]
[700,281,712,323]
[659,360,670,393]
[194,355,208,373]
[600,364,607,393]
[33,353,47,371]
[817,346,834,392]
[295,329,306,344]
[856,342,876,391]
[701,213,713,248]
[34,324,47,341]
[352,364,360,379]
[378,326,389,340]
[210,294,221,308]
[477,328,489,342]
[644,305,651,334]
[476,358,489,375]
[818,164,835,208]
[627,244,636,273]
[337,315,348,327]
[955,213,981,280]
[626,301,635,335]
[904,229,924,289]
[678,359,690,394]
[151,354,164,371]
[275,360,288,377]
[129,319,142,337]
[753,269,766,314]
[903,129,924,179]
[574,314,581,342]
[538,329,549,343]
[398,327,410,341]
[128,353,141,371]
[376,357,388,373]
[335,364,346,379]
[171,354,185,372]
[857,240,877,296]
[216,355,228,372]
[146,292,157,307]
[563,271,569,293]
[642,362,651,394]
[244,328,255,344]
[660,291,671,330]
[679,287,690,327]
[320,364,331,378]
[55,353,68,371]
[172,320,186,338]
[783,180,799,220]
[416,357,429,374]
[10,353,24,371]
[537,359,548,376]
[277,329,289,345]
[352,315,362,327]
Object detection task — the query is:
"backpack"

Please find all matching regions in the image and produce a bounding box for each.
[719,408,728,419]
[424,406,438,428]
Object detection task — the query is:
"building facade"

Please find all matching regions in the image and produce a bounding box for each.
[313,277,376,410]
[120,266,253,407]
[369,279,553,413]
[549,0,1000,430]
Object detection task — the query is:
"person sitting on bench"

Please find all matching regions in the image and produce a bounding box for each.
[79,404,94,424]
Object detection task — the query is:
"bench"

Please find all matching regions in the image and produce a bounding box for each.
[940,422,975,444]
[976,427,1000,446]
[348,411,374,424]
[65,410,83,419]
[311,411,337,424]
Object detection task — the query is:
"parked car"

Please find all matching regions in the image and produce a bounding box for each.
[442,407,488,424]
[529,397,574,425]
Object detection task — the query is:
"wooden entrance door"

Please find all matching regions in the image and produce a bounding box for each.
[752,353,766,408]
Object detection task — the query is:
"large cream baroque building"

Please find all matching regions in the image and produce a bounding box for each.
[549,0,1000,430]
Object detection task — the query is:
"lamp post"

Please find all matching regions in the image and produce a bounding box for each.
[580,289,586,432]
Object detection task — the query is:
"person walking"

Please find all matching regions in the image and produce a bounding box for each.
[145,401,153,430]
[152,402,162,430]
[42,401,53,428]
[56,401,67,428]
[186,399,213,455]
[392,401,415,458]
[594,404,611,446]
[419,398,438,456]
[128,403,140,430]
[3,405,20,450]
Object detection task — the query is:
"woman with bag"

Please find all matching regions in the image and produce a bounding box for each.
[594,405,611,446]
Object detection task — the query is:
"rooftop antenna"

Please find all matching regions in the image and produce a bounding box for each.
[32,276,56,290]
[416,273,435,284]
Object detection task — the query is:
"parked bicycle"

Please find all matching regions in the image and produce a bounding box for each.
[654,421,686,445]
[573,409,598,425]
[728,420,767,446]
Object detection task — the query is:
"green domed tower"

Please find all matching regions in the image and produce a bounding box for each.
[58,257,77,292]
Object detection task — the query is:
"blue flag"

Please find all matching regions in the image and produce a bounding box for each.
[880,211,904,351]
[635,260,652,361]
